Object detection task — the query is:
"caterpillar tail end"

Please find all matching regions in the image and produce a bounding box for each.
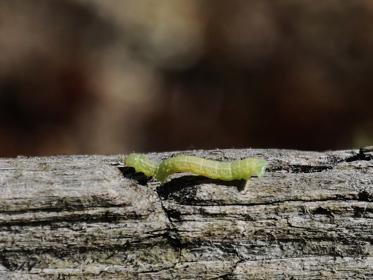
[254,159,268,177]
[244,159,268,191]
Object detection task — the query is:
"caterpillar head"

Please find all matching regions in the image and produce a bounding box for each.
[125,153,144,167]
[124,153,157,177]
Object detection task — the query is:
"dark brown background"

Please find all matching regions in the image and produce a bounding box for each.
[0,0,372,156]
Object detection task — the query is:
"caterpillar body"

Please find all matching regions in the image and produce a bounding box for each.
[125,153,267,182]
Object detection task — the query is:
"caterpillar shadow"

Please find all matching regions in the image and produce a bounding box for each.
[157,175,246,201]
[119,167,248,202]
[118,167,150,186]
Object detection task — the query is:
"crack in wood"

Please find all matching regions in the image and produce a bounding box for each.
[345,148,373,162]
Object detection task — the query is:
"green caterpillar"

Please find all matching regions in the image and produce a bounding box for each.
[125,153,267,182]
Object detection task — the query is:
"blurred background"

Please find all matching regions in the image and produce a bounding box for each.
[0,0,373,156]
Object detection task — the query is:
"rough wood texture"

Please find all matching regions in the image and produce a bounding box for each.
[0,148,372,279]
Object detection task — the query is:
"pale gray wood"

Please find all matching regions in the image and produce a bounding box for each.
[0,149,372,279]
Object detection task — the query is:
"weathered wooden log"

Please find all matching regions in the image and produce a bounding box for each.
[0,148,372,279]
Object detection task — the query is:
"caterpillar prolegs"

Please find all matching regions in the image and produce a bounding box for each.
[125,153,267,183]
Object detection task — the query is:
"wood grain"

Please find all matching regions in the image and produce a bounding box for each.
[0,149,372,279]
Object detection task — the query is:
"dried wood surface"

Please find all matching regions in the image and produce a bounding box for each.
[0,148,372,279]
